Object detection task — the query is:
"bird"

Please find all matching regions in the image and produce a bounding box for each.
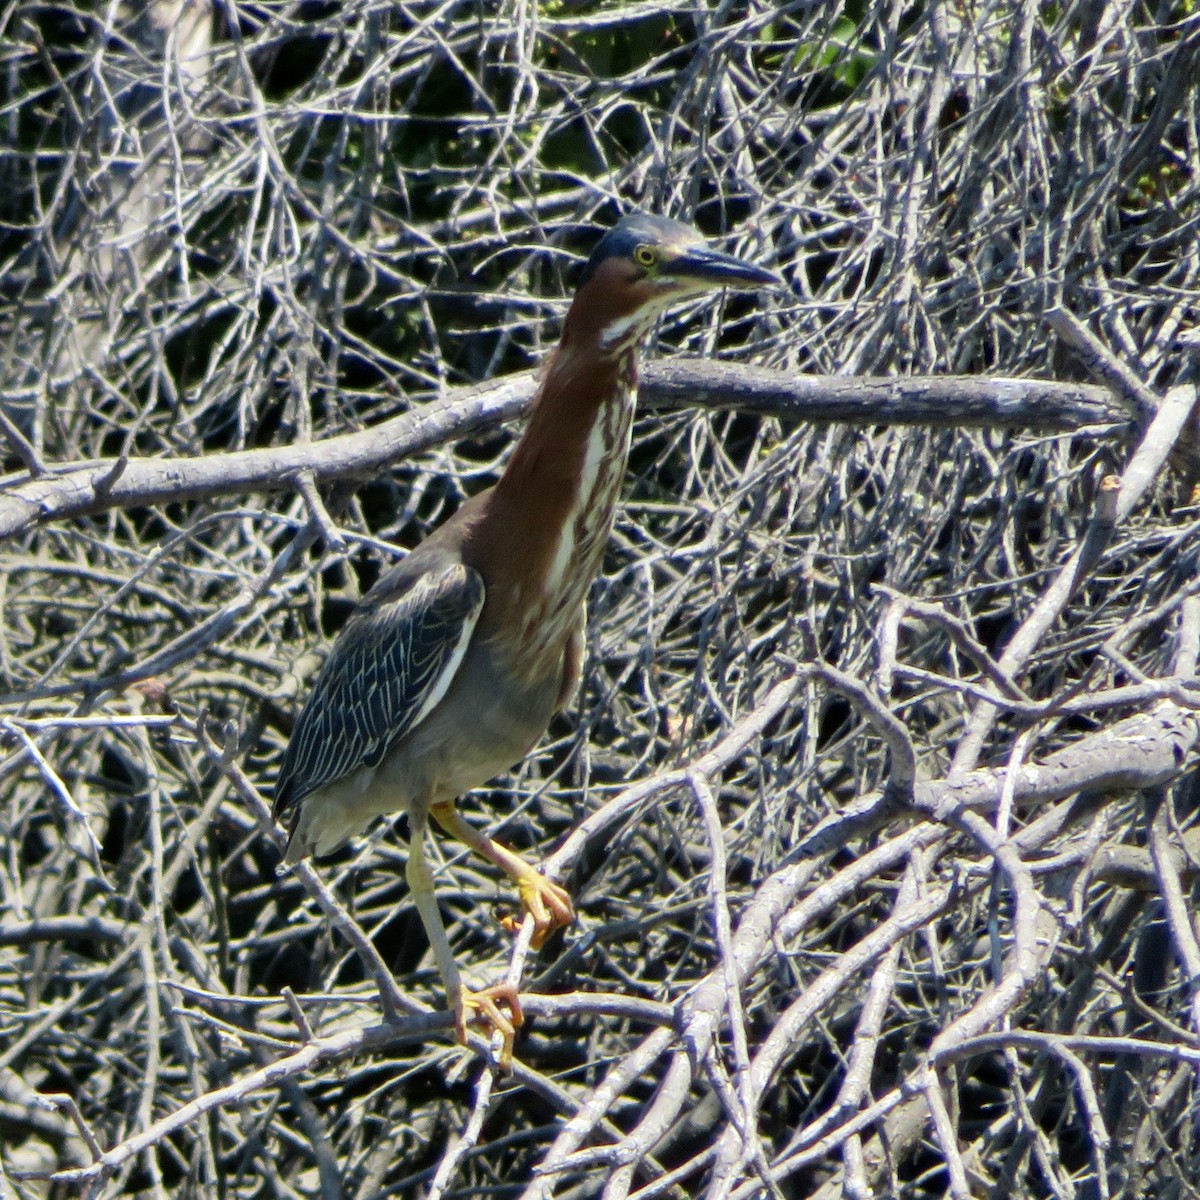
[273,211,780,1063]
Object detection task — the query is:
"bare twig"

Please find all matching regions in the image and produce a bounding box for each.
[6,4,1199,1197]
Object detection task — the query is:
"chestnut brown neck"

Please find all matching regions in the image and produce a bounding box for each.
[478,280,642,668]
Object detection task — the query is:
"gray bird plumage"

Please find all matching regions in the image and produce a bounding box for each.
[273,557,484,828]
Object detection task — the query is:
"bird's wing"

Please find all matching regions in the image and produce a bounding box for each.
[272,558,484,817]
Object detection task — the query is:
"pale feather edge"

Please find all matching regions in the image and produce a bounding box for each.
[400,568,485,735]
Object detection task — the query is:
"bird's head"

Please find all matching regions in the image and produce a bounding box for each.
[571,212,781,354]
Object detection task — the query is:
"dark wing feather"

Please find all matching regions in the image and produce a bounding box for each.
[272,558,484,817]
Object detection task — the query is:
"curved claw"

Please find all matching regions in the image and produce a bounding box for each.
[455,983,523,1067]
[520,872,574,948]
[503,871,574,949]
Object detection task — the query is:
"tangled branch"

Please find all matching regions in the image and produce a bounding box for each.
[2,3,1199,1199]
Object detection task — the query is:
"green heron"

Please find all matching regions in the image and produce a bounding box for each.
[273,212,779,1061]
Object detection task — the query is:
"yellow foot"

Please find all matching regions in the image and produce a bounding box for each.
[500,871,575,949]
[455,983,523,1067]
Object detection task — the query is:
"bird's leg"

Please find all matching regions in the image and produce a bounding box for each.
[429,799,574,949]
[406,808,522,1065]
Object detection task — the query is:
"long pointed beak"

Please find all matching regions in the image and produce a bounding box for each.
[670,244,783,290]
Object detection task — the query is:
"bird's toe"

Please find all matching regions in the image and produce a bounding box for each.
[516,872,574,949]
[455,983,523,1067]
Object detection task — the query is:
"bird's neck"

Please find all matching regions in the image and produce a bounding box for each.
[486,332,638,663]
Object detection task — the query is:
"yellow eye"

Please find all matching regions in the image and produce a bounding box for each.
[634,245,657,268]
